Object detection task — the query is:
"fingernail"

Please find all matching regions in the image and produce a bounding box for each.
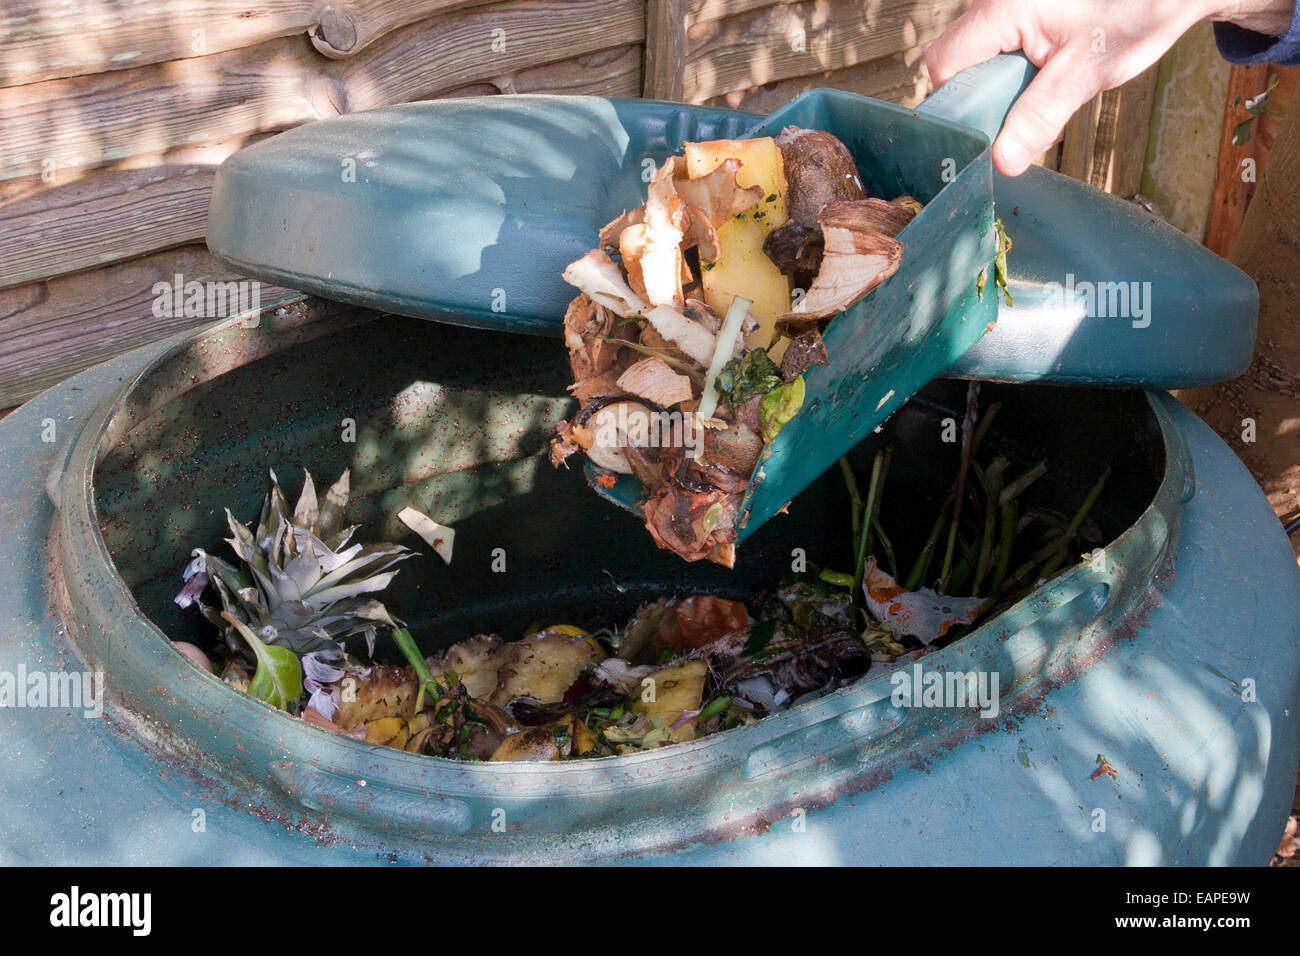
[995,138,1034,175]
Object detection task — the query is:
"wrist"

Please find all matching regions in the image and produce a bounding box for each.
[1209,0,1296,36]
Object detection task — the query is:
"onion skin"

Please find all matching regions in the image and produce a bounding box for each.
[572,393,666,427]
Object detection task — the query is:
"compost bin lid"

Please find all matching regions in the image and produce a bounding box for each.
[206,96,1258,388]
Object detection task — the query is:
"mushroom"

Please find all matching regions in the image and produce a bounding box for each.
[773,127,867,231]
[762,127,868,275]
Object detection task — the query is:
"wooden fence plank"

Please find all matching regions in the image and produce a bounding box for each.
[688,0,784,26]
[1058,92,1104,183]
[0,165,212,290]
[644,0,689,101]
[0,0,645,183]
[1088,88,1122,186]
[0,245,296,407]
[683,0,967,103]
[336,0,643,107]
[0,43,640,291]
[701,44,930,113]
[1101,65,1159,197]
[454,44,644,97]
[0,0,482,88]
[0,133,279,206]
[1060,68,1159,194]
[0,39,638,204]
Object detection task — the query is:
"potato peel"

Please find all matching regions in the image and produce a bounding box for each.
[397,506,455,565]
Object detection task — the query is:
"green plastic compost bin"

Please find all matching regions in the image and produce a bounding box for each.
[0,77,1295,865]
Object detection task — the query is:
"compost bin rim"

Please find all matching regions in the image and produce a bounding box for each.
[54,302,1184,768]
[46,302,1186,844]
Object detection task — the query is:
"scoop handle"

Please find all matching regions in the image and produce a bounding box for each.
[915,51,1036,143]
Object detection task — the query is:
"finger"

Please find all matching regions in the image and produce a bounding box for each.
[993,55,1101,175]
[925,0,1021,88]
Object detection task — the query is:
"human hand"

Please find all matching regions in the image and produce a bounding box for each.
[926,0,1297,175]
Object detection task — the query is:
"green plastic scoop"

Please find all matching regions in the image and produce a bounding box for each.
[591,54,1039,538]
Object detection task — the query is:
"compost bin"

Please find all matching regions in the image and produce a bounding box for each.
[2,84,1298,865]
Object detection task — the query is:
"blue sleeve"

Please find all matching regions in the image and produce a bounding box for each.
[1214,4,1300,64]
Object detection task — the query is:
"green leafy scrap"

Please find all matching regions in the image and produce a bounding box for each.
[993,217,1013,307]
[716,348,783,405]
[760,375,806,442]
[1231,73,1279,145]
[222,611,303,711]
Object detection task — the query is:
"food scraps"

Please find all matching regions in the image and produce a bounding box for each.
[551,128,919,566]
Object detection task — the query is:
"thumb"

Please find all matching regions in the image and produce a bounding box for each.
[993,56,1100,176]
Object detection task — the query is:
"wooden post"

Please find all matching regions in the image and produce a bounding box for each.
[1056,67,1157,196]
[1059,92,1104,183]
[1180,96,1300,555]
[1099,65,1159,197]
[1203,64,1299,258]
[643,0,688,101]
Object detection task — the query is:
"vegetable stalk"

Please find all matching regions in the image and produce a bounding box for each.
[696,294,754,423]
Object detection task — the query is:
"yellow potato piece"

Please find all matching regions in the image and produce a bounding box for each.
[430,634,506,701]
[364,716,408,749]
[490,715,596,762]
[634,659,708,742]
[490,630,602,706]
[684,138,793,357]
[572,718,599,756]
[545,624,588,637]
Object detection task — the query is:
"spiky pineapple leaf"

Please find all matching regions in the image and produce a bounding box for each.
[280,544,325,599]
[317,543,412,584]
[186,469,414,658]
[318,470,350,544]
[351,599,400,627]
[294,470,320,531]
[309,571,402,608]
[262,469,293,536]
[197,549,250,591]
